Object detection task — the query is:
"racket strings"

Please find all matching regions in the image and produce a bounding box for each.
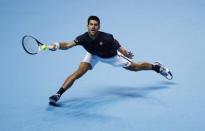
[23,37,39,54]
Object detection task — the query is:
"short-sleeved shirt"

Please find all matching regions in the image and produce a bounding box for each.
[74,31,121,58]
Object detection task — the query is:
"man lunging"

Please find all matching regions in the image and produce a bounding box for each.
[48,16,173,105]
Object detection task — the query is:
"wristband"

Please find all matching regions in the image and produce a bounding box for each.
[54,42,60,49]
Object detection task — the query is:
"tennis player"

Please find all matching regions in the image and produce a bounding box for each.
[48,16,173,105]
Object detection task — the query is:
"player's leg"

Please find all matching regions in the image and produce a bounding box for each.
[49,62,91,105]
[49,52,98,105]
[124,61,153,71]
[124,61,173,80]
[113,52,173,80]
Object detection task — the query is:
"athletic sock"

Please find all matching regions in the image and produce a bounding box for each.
[56,87,66,96]
[152,64,160,73]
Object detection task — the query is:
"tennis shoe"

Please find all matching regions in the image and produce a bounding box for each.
[154,62,173,80]
[49,94,61,105]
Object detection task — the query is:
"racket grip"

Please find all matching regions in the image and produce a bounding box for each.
[39,45,49,51]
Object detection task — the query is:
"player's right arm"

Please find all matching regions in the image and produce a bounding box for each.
[49,41,76,51]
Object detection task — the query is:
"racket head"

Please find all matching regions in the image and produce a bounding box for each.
[22,35,43,55]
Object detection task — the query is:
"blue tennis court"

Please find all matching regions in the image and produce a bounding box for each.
[1,0,205,130]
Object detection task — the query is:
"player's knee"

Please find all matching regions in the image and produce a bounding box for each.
[124,63,140,71]
[74,68,88,79]
[72,63,91,79]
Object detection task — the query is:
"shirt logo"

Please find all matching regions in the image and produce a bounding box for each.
[99,42,103,46]
[74,39,79,43]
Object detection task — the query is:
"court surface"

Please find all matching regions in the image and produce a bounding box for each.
[1,0,205,131]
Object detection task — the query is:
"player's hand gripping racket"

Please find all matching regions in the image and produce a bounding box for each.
[22,35,52,55]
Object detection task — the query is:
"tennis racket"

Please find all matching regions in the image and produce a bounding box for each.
[22,35,50,55]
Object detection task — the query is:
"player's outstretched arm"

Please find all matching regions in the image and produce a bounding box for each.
[49,41,76,51]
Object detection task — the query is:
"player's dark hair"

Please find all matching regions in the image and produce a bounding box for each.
[88,16,100,25]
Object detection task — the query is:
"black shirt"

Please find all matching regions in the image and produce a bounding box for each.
[74,31,121,58]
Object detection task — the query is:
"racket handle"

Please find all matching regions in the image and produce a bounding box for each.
[39,45,49,51]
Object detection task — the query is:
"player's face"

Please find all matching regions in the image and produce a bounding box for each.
[87,20,100,36]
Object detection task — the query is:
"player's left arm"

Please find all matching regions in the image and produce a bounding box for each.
[118,47,134,59]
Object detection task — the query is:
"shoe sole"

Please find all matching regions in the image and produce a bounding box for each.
[49,101,57,106]
[49,98,58,106]
[166,71,173,80]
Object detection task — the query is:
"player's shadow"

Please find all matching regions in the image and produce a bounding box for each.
[47,81,176,121]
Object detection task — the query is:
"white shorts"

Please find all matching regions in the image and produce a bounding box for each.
[81,51,133,69]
